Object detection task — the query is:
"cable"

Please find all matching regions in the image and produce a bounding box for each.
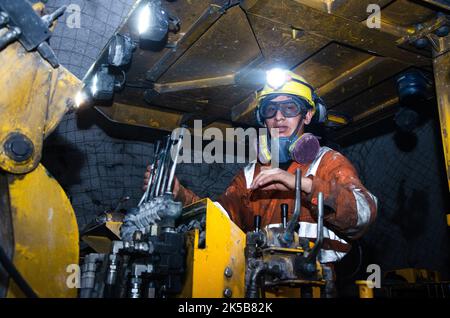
[341,241,363,281]
[0,245,38,298]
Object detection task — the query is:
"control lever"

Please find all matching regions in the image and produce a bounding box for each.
[281,169,301,244]
[305,192,324,262]
[138,140,161,206]
[254,215,261,233]
[280,204,288,228]
[293,192,324,277]
[165,128,185,195]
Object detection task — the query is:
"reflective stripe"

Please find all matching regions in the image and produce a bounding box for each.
[305,147,332,177]
[345,188,376,237]
[319,249,348,263]
[298,222,348,245]
[243,160,257,189]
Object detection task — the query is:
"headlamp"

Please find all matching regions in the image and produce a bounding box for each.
[266,68,290,89]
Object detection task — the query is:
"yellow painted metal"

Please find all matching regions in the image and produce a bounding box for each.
[6,164,79,298]
[432,34,450,190]
[97,103,233,139]
[355,280,374,298]
[82,236,114,254]
[180,199,246,298]
[312,286,321,298]
[265,287,300,298]
[447,214,450,226]
[265,286,320,298]
[32,2,45,14]
[81,221,122,253]
[392,268,441,284]
[326,114,348,126]
[0,37,82,174]
[180,198,324,298]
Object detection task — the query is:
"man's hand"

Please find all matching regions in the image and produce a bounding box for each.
[250,167,313,193]
[143,165,181,197]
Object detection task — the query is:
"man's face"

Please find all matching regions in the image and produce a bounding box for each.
[264,95,303,137]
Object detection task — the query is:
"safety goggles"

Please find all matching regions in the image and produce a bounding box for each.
[259,96,308,120]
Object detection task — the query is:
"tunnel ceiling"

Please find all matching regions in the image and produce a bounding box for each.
[89,0,447,139]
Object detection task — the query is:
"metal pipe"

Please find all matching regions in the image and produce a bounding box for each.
[139,140,161,205]
[245,262,266,298]
[149,151,163,198]
[307,192,324,262]
[41,5,67,27]
[282,169,301,243]
[0,27,21,51]
[152,136,171,197]
[160,137,176,196]
[281,204,288,228]
[165,129,185,194]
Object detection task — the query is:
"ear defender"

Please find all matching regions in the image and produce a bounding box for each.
[311,93,328,124]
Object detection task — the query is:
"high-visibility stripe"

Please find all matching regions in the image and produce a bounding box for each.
[243,161,257,189]
[297,221,348,245]
[319,249,348,263]
[345,188,377,238]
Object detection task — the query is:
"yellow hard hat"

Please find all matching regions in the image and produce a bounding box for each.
[257,69,316,112]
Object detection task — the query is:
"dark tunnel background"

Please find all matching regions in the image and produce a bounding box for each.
[37,0,449,283]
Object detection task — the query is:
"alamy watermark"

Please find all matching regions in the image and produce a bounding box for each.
[66,4,81,29]
[166,120,285,167]
[367,4,381,29]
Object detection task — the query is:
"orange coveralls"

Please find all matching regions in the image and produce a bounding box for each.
[176,146,377,266]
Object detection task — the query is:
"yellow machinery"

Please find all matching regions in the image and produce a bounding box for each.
[80,197,325,298]
[0,2,82,297]
[180,199,323,298]
[179,199,246,298]
[78,165,326,299]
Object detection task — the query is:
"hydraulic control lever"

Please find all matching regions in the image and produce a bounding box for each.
[281,169,301,245]
[293,192,324,277]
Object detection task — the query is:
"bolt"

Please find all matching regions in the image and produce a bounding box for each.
[223,288,232,298]
[4,133,34,162]
[224,267,233,278]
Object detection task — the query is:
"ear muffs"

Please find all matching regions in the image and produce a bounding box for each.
[255,105,265,127]
[311,94,328,124]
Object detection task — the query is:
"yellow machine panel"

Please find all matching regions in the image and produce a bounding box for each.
[180,199,246,298]
[5,164,79,298]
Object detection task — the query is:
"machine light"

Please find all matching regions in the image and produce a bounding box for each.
[74,89,92,109]
[108,33,136,67]
[137,0,169,42]
[91,73,99,97]
[88,65,116,102]
[266,68,289,89]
